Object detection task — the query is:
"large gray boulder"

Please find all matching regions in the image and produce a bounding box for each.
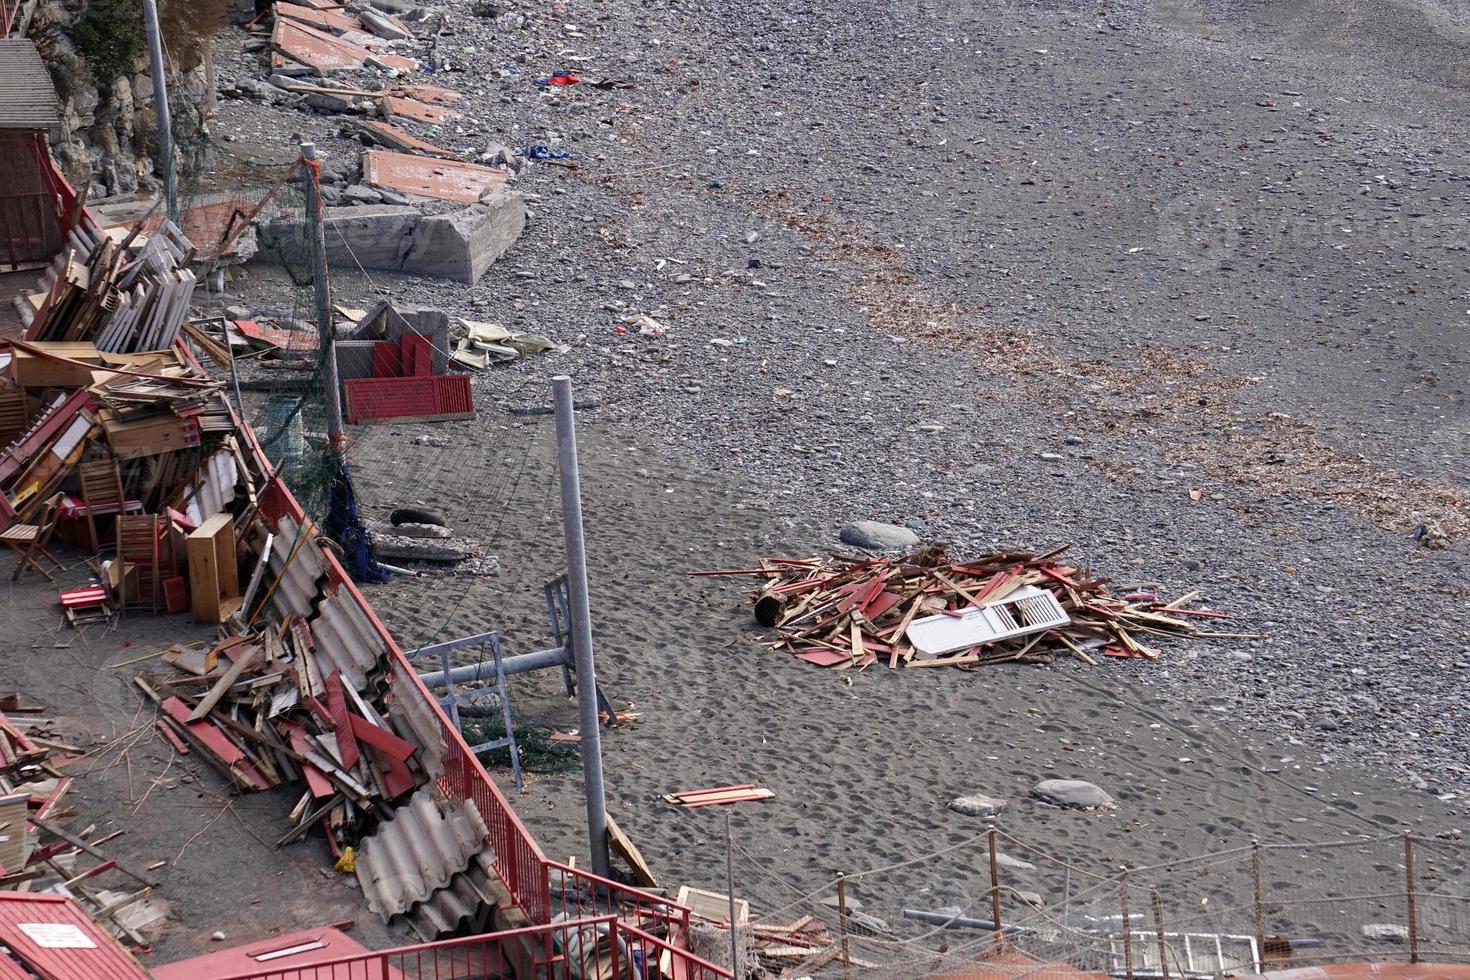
[1032,779,1116,811]
[840,520,920,551]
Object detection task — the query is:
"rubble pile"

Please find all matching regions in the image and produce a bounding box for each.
[698,545,1249,671]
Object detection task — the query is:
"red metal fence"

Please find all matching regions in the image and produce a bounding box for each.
[209,915,732,980]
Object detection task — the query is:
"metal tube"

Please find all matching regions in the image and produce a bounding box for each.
[300,143,345,453]
[416,646,569,688]
[141,0,176,226]
[901,909,1030,934]
[553,375,609,877]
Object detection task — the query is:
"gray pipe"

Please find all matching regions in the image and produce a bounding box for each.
[902,909,1032,935]
[416,645,570,689]
[555,375,610,878]
[140,0,176,226]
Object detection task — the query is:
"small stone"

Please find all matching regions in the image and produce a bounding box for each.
[820,893,862,913]
[1032,778,1116,811]
[848,910,890,935]
[948,793,1008,818]
[1361,923,1408,943]
[211,931,227,941]
[994,852,1035,871]
[840,520,921,551]
[1039,451,1064,461]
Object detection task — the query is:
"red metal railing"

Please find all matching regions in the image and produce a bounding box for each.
[209,915,732,980]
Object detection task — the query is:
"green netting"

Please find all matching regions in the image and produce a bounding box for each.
[461,714,581,776]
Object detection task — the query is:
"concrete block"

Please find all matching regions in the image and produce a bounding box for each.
[402,190,525,284]
[257,205,420,271]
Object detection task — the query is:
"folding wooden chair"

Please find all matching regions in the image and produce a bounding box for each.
[117,514,162,613]
[0,494,64,582]
[76,457,133,554]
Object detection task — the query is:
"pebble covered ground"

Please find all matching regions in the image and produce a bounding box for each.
[209,0,1469,822]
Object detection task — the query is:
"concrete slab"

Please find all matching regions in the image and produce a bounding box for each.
[362,150,511,204]
[257,204,418,270]
[404,189,525,284]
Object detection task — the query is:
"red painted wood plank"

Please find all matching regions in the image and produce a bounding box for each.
[348,714,417,762]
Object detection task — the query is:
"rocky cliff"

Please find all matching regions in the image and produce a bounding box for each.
[26,0,226,199]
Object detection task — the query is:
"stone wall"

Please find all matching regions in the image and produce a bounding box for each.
[26,0,216,199]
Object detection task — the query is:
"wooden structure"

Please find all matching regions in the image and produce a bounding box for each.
[185,512,240,623]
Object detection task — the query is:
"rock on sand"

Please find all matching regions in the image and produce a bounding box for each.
[840,520,920,551]
[948,793,1008,818]
[1032,779,1116,811]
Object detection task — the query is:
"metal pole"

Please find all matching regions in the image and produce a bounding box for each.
[1151,888,1170,980]
[988,826,1004,948]
[300,143,346,455]
[553,375,609,878]
[140,0,176,226]
[1405,832,1420,964]
[836,873,851,978]
[1120,870,1134,980]
[724,811,740,978]
[1251,840,1266,970]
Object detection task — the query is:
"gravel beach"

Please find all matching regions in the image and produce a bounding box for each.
[207,0,1469,957]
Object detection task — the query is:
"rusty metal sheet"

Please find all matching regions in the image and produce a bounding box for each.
[382,96,454,126]
[359,119,457,159]
[274,1,366,36]
[389,83,462,106]
[369,51,418,73]
[363,150,511,204]
[273,18,372,71]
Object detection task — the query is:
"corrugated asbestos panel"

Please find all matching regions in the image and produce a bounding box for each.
[0,40,60,131]
[310,589,386,691]
[405,853,504,939]
[355,788,488,919]
[266,513,324,619]
[0,893,147,979]
[362,149,511,204]
[387,668,445,779]
[184,448,237,526]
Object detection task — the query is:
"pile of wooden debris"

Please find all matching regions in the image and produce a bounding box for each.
[1,702,165,948]
[695,545,1251,670]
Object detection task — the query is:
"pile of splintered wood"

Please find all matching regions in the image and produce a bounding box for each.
[2,702,163,948]
[693,544,1249,671]
[133,622,422,853]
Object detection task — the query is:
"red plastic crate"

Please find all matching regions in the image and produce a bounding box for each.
[401,333,432,377]
[343,374,475,424]
[371,341,402,378]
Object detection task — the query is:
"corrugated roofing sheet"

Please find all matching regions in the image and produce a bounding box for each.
[355,788,488,919]
[0,40,60,131]
[0,893,147,979]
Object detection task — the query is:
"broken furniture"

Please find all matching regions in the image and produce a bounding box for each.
[0,492,62,581]
[75,455,137,553]
[116,515,164,614]
[186,512,241,624]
